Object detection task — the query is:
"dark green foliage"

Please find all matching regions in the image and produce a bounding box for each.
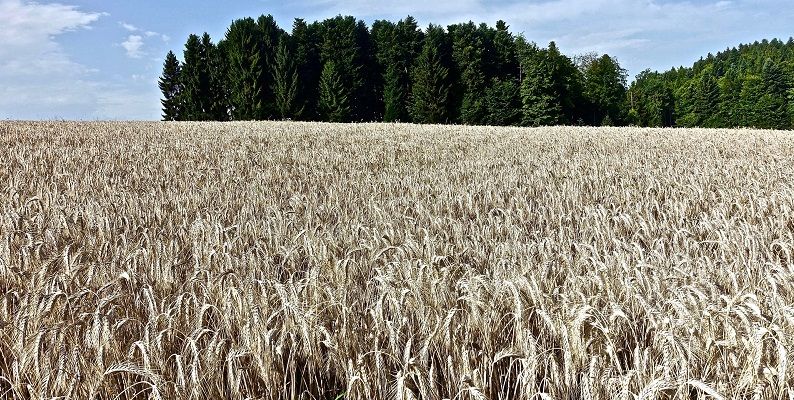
[519,41,583,126]
[739,75,764,127]
[272,37,303,119]
[583,54,627,125]
[319,61,350,122]
[163,14,794,129]
[291,19,322,120]
[758,59,790,129]
[179,33,221,121]
[318,16,377,121]
[718,67,742,127]
[449,22,488,124]
[627,70,674,127]
[484,77,521,126]
[202,33,228,121]
[372,16,423,122]
[635,39,794,129]
[410,25,452,124]
[693,66,720,127]
[222,18,266,120]
[158,51,182,121]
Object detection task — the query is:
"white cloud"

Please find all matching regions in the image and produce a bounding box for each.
[120,22,138,32]
[121,34,144,58]
[0,0,108,119]
[118,21,170,58]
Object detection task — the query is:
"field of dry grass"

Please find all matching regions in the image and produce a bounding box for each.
[1,121,793,399]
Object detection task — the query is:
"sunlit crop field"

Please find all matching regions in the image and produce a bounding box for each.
[1,121,794,399]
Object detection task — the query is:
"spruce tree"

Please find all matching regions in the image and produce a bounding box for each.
[202,33,228,120]
[292,19,322,120]
[382,64,403,122]
[759,58,790,129]
[223,18,265,120]
[519,41,562,126]
[483,77,521,126]
[272,37,303,119]
[693,66,720,127]
[257,14,285,119]
[449,22,487,124]
[179,34,205,120]
[373,17,423,122]
[718,67,742,127]
[583,54,627,126]
[410,25,451,124]
[318,61,350,122]
[739,75,764,127]
[159,51,182,121]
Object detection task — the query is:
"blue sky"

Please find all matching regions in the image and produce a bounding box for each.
[1,0,792,120]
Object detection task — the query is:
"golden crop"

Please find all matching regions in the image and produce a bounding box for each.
[1,121,793,399]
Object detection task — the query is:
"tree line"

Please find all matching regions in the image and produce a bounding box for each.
[159,15,794,129]
[629,38,794,129]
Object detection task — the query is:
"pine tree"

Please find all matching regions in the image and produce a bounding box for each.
[222,18,265,120]
[292,19,322,120]
[449,22,488,124]
[382,64,403,122]
[319,61,350,122]
[693,66,720,127]
[759,58,790,129]
[202,33,228,120]
[179,34,206,120]
[519,41,562,126]
[159,51,182,121]
[739,75,764,127]
[410,25,451,124]
[272,37,303,119]
[583,54,627,126]
[718,67,742,127]
[483,77,521,126]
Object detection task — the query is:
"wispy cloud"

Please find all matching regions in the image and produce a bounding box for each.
[118,20,169,59]
[121,35,144,58]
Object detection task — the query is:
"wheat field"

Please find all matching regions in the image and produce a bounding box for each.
[1,121,793,399]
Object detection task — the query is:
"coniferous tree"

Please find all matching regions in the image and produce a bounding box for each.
[759,58,790,129]
[410,25,452,124]
[718,67,742,127]
[159,51,182,121]
[179,34,208,120]
[395,17,424,121]
[583,54,627,125]
[519,41,562,126]
[382,64,403,122]
[202,33,228,120]
[449,22,488,124]
[491,20,518,79]
[373,17,423,122]
[739,75,764,127]
[292,19,322,120]
[788,88,794,128]
[627,70,675,127]
[484,77,521,126]
[693,66,720,127]
[319,61,350,122]
[272,37,303,119]
[372,20,399,121]
[257,14,285,119]
[223,18,265,120]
